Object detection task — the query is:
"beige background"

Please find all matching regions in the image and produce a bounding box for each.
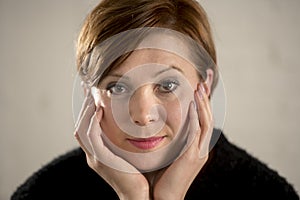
[1,0,299,199]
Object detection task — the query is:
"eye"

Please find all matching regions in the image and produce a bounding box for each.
[106,82,129,95]
[157,79,180,93]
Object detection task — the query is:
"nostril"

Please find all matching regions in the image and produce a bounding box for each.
[149,118,155,122]
[134,120,147,126]
[134,120,142,126]
[133,114,157,126]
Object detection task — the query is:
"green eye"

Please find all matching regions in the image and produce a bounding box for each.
[158,79,180,93]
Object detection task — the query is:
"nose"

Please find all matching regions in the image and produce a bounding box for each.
[129,86,159,126]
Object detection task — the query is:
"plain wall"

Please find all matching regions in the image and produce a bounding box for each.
[0,0,299,199]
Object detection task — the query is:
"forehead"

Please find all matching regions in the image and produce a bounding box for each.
[111,49,196,75]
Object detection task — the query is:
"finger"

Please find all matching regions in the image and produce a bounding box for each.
[91,86,105,109]
[194,83,214,158]
[75,102,95,132]
[87,109,105,156]
[156,102,207,195]
[199,83,212,110]
[199,82,214,136]
[74,103,96,155]
[195,83,212,125]
[186,101,200,147]
[194,86,210,136]
[87,109,139,173]
[74,130,92,157]
[75,94,93,128]
[81,81,91,97]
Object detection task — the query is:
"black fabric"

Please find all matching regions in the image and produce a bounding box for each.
[11,129,299,200]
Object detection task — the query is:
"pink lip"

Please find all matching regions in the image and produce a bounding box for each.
[127,137,165,150]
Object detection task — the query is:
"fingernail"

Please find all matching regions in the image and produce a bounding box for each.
[197,82,201,92]
[191,100,200,114]
[201,82,206,94]
[197,85,203,100]
[199,91,203,100]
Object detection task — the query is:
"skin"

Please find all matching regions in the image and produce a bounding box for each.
[74,49,214,200]
[98,49,200,153]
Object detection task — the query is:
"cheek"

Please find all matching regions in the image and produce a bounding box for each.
[164,100,182,134]
[99,97,112,125]
[98,99,123,141]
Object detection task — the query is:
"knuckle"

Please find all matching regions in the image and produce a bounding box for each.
[200,154,209,163]
[87,155,103,170]
[182,147,199,163]
[74,132,82,144]
[87,130,93,138]
[86,157,94,169]
[74,131,79,138]
[86,155,97,168]
[182,153,195,164]
[73,131,79,139]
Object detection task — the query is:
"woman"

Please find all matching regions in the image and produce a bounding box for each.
[11,0,299,199]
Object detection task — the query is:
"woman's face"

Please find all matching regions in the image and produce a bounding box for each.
[97,49,200,153]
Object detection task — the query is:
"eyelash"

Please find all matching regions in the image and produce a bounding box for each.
[106,82,130,95]
[156,79,180,93]
[106,79,180,95]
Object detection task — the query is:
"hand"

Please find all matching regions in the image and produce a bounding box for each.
[74,92,150,200]
[153,82,214,200]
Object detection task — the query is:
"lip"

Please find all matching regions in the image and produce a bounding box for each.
[127,136,165,150]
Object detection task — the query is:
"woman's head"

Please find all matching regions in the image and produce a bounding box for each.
[75,0,218,171]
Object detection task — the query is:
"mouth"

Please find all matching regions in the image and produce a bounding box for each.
[127,136,166,150]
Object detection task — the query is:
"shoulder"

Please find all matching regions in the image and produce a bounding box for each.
[186,128,299,199]
[10,148,118,200]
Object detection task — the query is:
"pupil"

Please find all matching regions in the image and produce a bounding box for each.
[117,85,123,91]
[164,83,172,90]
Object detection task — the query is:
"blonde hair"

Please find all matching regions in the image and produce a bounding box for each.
[76,0,218,93]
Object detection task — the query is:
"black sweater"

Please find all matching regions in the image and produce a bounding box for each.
[11,130,299,199]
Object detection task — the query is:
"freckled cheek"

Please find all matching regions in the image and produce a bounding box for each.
[164,101,182,136]
[98,99,122,140]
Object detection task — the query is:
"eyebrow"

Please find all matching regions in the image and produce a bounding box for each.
[107,65,184,79]
[154,65,184,76]
[106,73,129,79]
